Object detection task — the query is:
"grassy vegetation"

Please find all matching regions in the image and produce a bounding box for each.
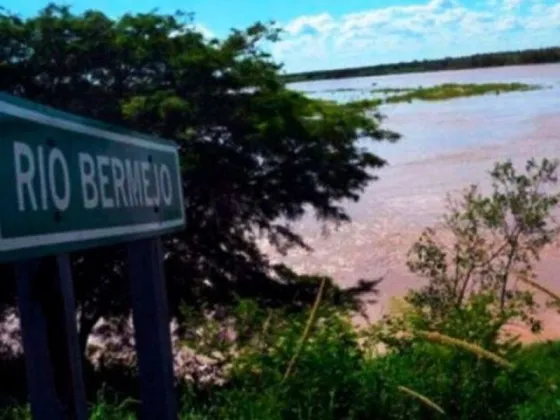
[2,311,559,419]
[343,98,383,111]
[384,82,540,103]
[343,82,541,111]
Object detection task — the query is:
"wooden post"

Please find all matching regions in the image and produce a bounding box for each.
[15,255,88,420]
[127,238,178,420]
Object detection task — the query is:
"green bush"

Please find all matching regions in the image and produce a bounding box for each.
[172,299,559,419]
[2,309,560,419]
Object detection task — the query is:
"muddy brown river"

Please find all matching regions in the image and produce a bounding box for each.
[267,64,560,341]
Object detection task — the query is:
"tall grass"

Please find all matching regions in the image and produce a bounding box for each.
[415,330,514,368]
[282,277,327,382]
[397,386,445,415]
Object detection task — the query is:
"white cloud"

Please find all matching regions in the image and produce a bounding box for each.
[171,23,215,40]
[503,0,523,12]
[261,0,560,72]
[193,24,215,39]
[284,13,336,35]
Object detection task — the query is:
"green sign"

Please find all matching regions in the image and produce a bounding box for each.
[0,93,185,262]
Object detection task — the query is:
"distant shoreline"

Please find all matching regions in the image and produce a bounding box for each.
[281,46,560,83]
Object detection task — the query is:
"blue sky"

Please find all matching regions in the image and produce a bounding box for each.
[11,0,560,72]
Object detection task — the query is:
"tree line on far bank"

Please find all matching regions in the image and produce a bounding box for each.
[282,46,560,83]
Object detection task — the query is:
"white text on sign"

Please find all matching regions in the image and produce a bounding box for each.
[14,141,175,212]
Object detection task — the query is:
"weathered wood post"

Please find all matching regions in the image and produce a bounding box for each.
[15,255,87,420]
[128,238,177,419]
[0,93,185,419]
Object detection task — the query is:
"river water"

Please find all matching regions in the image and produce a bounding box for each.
[265,64,560,340]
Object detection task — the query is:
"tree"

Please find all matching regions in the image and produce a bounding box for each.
[366,159,560,420]
[405,158,560,340]
[0,5,395,360]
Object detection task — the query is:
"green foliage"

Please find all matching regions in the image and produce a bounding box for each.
[88,390,136,420]
[343,98,384,111]
[0,4,395,356]
[405,158,560,338]
[383,83,539,104]
[178,275,381,373]
[177,269,559,420]
[513,342,560,420]
[343,83,541,111]
[0,404,30,420]
[218,306,365,419]
[1,304,560,418]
